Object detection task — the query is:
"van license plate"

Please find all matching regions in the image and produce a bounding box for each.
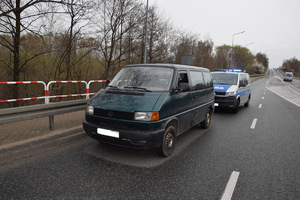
[214,103,219,106]
[97,128,119,138]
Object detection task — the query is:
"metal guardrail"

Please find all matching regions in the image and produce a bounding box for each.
[0,99,88,130]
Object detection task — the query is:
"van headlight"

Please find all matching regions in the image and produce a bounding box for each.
[226,91,236,96]
[134,112,159,121]
[86,105,94,115]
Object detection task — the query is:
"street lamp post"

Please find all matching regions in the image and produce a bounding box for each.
[230,31,245,69]
[245,42,254,48]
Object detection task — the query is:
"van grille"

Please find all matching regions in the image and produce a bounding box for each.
[94,108,134,120]
[87,116,134,130]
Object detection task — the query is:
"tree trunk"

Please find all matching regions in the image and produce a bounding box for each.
[13,0,21,106]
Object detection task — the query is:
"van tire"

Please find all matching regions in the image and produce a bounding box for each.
[232,99,240,113]
[244,96,250,107]
[200,108,212,129]
[157,126,176,157]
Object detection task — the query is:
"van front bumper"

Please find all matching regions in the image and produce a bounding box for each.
[214,96,237,108]
[83,120,165,149]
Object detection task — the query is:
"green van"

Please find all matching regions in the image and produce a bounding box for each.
[83,64,215,157]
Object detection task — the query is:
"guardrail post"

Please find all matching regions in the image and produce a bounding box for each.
[49,115,54,131]
[86,80,107,99]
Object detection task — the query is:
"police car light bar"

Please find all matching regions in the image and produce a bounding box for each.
[214,69,243,73]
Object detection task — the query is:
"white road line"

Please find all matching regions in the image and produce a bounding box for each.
[267,87,300,107]
[258,104,262,108]
[288,86,300,95]
[221,171,240,200]
[251,118,257,129]
[262,97,264,100]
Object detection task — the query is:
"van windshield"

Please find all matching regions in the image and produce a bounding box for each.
[211,73,238,85]
[109,67,174,92]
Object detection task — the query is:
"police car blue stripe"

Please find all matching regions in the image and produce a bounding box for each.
[236,89,251,97]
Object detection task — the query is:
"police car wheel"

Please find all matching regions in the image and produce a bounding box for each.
[157,126,176,157]
[200,109,211,129]
[232,99,240,113]
[244,97,250,107]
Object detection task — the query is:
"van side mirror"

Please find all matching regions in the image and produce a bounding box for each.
[239,82,246,87]
[105,79,111,87]
[177,83,190,92]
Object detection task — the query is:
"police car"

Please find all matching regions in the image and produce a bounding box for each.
[211,69,251,113]
[283,72,293,82]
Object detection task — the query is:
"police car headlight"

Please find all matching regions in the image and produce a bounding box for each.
[134,112,159,121]
[226,91,236,96]
[86,105,94,115]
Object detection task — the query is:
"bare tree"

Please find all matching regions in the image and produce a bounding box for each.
[170,31,199,64]
[194,39,214,70]
[94,0,142,79]
[214,45,231,69]
[146,5,171,63]
[0,0,63,101]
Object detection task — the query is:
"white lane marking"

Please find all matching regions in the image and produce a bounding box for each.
[267,87,300,107]
[251,118,257,129]
[221,171,240,200]
[262,97,264,100]
[258,104,262,108]
[289,86,300,95]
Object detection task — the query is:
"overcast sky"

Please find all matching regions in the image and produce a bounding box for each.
[152,0,300,68]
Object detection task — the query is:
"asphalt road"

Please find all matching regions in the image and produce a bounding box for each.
[0,69,300,200]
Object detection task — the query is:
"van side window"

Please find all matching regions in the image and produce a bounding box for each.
[190,71,204,91]
[177,71,189,87]
[239,74,244,86]
[203,72,213,88]
[244,74,248,85]
[247,74,251,84]
[239,74,249,86]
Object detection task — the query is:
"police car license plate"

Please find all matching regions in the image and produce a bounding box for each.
[97,128,119,138]
[214,103,219,106]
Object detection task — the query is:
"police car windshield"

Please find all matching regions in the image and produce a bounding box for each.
[109,66,173,92]
[211,73,238,85]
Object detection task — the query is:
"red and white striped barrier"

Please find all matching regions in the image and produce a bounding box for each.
[86,80,108,99]
[45,81,88,104]
[0,81,47,103]
[1,80,109,105]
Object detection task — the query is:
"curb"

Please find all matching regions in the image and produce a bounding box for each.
[0,125,84,152]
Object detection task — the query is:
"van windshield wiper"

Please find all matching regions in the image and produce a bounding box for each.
[215,82,231,85]
[107,85,120,90]
[124,86,152,92]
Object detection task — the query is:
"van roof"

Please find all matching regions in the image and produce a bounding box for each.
[123,63,210,72]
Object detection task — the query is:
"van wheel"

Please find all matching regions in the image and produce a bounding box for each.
[157,126,176,157]
[232,99,240,113]
[200,108,212,129]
